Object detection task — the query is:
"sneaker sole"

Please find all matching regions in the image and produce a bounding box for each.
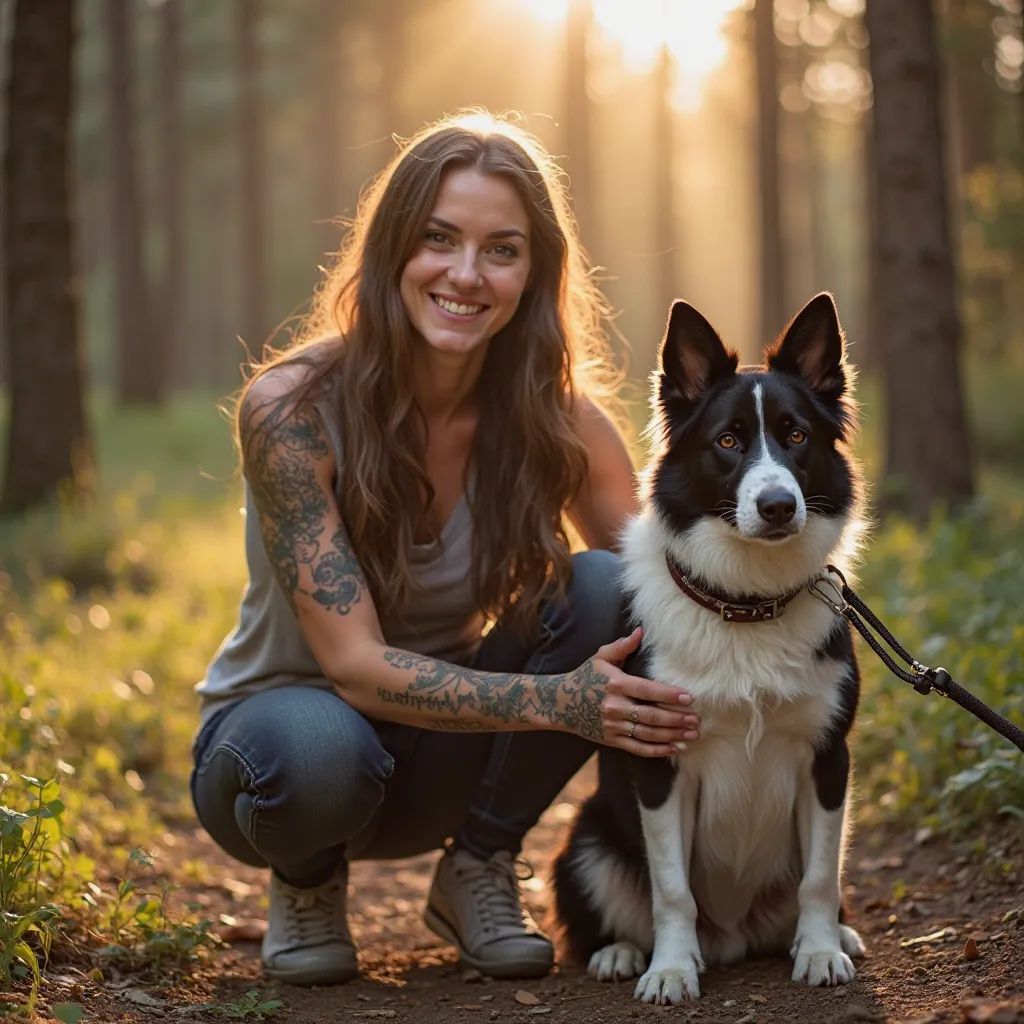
[423,905,554,980]
[262,958,360,987]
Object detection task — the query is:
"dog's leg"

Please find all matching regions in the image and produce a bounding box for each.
[791,734,860,986]
[632,759,703,1004]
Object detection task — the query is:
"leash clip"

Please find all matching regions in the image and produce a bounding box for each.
[809,572,848,616]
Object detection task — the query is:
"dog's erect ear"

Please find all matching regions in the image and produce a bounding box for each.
[769,293,846,401]
[659,300,738,404]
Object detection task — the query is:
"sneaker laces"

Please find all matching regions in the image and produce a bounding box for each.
[280,874,348,947]
[457,852,534,934]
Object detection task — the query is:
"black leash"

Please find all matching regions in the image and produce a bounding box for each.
[809,566,1024,754]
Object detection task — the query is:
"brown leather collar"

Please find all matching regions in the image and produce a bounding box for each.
[665,555,804,623]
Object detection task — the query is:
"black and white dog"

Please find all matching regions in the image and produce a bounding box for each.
[552,294,868,1004]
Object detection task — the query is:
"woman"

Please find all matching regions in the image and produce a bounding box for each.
[191,111,700,987]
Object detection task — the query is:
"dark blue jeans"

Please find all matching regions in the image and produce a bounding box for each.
[190,550,623,888]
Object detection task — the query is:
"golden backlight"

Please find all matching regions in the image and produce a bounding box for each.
[515,0,749,108]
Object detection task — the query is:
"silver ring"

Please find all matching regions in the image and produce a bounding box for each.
[628,720,638,739]
[630,704,641,724]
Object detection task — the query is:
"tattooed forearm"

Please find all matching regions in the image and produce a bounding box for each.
[379,649,609,740]
[241,390,366,615]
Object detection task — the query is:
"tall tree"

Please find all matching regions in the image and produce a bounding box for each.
[314,0,350,264]
[565,0,593,251]
[237,0,267,351]
[653,44,677,314]
[2,0,93,514]
[754,0,785,340]
[158,0,184,389]
[108,0,159,404]
[866,0,974,515]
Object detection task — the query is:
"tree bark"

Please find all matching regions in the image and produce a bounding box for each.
[565,0,593,252]
[108,0,158,404]
[755,0,786,341]
[314,0,350,267]
[1,0,93,515]
[237,0,267,351]
[865,0,974,516]
[158,0,184,391]
[653,44,677,315]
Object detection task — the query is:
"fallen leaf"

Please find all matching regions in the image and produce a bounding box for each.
[515,990,542,1005]
[750,993,767,1003]
[960,998,1021,1024]
[964,937,981,960]
[87,968,103,983]
[215,920,266,944]
[124,990,167,1009]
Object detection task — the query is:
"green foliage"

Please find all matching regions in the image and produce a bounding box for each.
[854,499,1024,833]
[208,990,284,1021]
[0,775,63,1014]
[51,1005,87,1024]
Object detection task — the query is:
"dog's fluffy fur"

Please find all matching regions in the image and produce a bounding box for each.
[552,294,868,1004]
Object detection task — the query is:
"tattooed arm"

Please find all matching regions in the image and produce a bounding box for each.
[238,370,695,758]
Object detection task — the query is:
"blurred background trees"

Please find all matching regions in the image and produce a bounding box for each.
[1,0,1023,514]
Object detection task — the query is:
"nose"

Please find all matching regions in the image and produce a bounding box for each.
[448,250,482,290]
[757,488,797,527]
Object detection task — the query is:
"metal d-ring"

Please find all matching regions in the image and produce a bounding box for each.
[809,572,848,616]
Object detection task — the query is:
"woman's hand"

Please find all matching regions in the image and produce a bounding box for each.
[583,626,700,757]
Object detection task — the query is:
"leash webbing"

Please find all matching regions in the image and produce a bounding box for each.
[820,565,1024,754]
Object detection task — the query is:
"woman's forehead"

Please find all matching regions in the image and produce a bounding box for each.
[431,168,531,235]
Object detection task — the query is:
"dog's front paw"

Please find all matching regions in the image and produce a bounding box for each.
[791,944,856,987]
[633,956,703,1004]
[588,941,647,982]
[839,924,866,959]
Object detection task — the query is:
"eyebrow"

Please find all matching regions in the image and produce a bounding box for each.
[427,215,527,241]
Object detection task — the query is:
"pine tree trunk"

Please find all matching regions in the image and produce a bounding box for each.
[108,0,158,404]
[653,44,677,315]
[314,0,350,267]
[755,0,785,339]
[565,0,593,252]
[865,0,974,515]
[237,0,267,351]
[159,0,184,390]
[1,0,93,515]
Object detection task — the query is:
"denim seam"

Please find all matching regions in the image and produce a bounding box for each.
[198,741,271,864]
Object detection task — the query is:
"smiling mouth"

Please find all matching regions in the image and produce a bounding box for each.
[432,294,488,317]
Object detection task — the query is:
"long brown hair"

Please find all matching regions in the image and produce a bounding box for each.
[237,110,624,634]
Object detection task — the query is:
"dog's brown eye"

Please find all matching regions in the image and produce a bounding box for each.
[789,428,807,444]
[717,434,738,450]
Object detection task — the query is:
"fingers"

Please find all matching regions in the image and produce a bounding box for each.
[621,737,689,759]
[593,627,643,667]
[604,694,698,732]
[619,673,695,708]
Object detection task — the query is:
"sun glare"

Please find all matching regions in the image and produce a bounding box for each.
[513,0,747,109]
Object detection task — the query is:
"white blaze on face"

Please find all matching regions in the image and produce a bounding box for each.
[735,382,807,539]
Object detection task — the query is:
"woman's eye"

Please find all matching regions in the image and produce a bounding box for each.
[425,230,449,245]
[717,433,738,450]
[490,244,518,259]
[789,428,807,444]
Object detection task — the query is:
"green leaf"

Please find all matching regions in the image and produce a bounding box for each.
[53,1004,88,1023]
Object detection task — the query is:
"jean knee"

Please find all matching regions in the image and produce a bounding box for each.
[197,688,394,864]
[567,549,627,642]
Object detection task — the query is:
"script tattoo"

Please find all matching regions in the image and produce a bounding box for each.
[379,650,608,740]
[241,390,365,615]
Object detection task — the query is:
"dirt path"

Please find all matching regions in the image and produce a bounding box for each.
[40,765,1024,1024]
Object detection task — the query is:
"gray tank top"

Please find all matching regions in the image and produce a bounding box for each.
[195,392,484,722]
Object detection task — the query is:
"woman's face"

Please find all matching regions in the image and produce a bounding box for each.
[400,167,533,359]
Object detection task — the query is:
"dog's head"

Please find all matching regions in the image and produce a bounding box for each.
[645,293,861,578]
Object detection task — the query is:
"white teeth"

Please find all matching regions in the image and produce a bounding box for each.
[433,295,483,316]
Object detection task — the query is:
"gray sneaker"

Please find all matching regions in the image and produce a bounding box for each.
[262,865,359,986]
[423,848,554,979]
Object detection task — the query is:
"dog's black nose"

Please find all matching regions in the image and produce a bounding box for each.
[757,489,797,527]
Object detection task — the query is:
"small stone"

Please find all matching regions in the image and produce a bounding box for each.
[964,937,981,960]
[462,968,485,983]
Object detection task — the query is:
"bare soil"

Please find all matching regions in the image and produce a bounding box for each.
[29,764,1024,1024]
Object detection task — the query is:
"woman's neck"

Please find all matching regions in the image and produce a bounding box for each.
[410,344,488,423]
